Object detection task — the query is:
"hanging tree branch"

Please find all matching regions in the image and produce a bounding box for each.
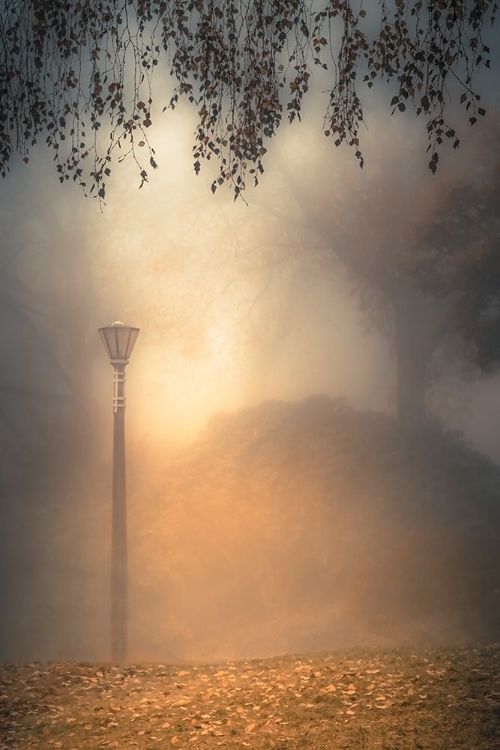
[0,0,497,200]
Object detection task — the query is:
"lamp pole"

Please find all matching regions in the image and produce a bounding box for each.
[111,360,127,663]
[99,321,140,663]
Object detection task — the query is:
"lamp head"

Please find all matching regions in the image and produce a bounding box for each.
[99,321,140,363]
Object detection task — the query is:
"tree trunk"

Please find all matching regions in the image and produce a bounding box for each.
[395,327,429,424]
[392,289,444,425]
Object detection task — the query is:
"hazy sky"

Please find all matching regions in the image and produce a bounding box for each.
[2,82,500,455]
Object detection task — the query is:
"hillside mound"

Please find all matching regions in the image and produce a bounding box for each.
[128,396,500,662]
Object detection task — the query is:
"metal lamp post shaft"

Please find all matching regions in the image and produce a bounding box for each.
[111,362,127,663]
[99,321,139,664]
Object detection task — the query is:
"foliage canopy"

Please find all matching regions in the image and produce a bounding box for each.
[0,0,497,198]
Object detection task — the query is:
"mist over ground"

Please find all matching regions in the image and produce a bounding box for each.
[1,83,500,662]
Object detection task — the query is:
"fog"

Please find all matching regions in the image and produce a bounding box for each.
[1,73,500,663]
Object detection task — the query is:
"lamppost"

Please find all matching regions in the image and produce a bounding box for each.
[99,321,140,662]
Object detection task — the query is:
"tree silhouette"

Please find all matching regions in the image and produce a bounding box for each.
[231,115,500,424]
[411,119,500,374]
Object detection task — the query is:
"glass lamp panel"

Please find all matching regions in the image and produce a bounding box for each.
[98,327,115,359]
[118,326,140,359]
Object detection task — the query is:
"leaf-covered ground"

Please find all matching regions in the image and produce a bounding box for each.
[2,644,499,749]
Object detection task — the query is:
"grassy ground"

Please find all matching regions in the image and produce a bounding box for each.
[1,643,499,749]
